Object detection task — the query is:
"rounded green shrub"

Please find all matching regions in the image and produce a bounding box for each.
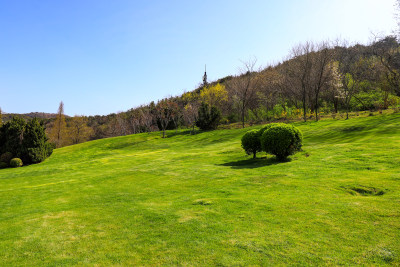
[241,130,262,158]
[0,162,8,169]
[258,123,279,137]
[10,158,23,168]
[261,123,303,161]
[0,152,13,165]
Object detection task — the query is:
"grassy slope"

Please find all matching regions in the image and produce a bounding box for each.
[0,113,399,265]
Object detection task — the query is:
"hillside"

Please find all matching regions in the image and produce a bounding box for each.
[1,112,64,123]
[0,113,399,265]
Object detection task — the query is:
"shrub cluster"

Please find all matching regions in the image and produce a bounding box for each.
[10,158,23,168]
[241,123,303,161]
[0,152,13,166]
[0,117,54,169]
[0,162,8,169]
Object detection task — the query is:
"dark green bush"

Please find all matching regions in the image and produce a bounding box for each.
[0,152,13,165]
[22,118,54,163]
[10,158,23,168]
[196,102,221,130]
[258,123,279,136]
[261,123,303,161]
[0,162,8,169]
[241,130,262,158]
[0,117,53,164]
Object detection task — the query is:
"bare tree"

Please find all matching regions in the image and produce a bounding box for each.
[155,99,178,138]
[139,107,154,133]
[183,102,199,134]
[253,67,280,121]
[128,111,141,134]
[310,41,335,121]
[116,112,129,136]
[227,58,261,128]
[284,41,336,121]
[396,0,400,38]
[372,35,400,97]
[285,42,314,122]
[50,101,67,147]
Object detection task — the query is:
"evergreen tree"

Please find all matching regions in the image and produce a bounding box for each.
[196,103,221,130]
[22,118,54,163]
[0,117,26,156]
[0,117,54,164]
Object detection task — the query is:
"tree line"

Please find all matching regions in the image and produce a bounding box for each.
[2,35,400,148]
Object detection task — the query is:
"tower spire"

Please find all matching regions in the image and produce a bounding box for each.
[203,64,207,86]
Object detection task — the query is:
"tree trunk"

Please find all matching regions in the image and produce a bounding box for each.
[242,103,245,128]
[253,151,256,159]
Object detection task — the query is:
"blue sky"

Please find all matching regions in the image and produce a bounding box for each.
[0,0,397,116]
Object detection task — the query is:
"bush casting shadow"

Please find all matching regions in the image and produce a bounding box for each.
[219,157,285,169]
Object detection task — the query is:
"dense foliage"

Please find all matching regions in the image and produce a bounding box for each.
[0,152,13,166]
[196,103,221,130]
[261,124,303,160]
[258,123,279,136]
[0,117,53,166]
[2,36,400,148]
[241,130,262,158]
[9,158,23,168]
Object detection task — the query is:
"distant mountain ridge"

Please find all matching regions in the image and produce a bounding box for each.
[2,112,69,123]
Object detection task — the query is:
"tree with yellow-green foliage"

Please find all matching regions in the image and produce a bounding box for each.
[0,107,2,127]
[200,83,228,110]
[182,91,199,104]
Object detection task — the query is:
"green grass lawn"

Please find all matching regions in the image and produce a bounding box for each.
[1,113,399,265]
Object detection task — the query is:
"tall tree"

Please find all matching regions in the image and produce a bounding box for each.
[227,58,260,128]
[183,103,199,134]
[372,36,400,97]
[22,118,54,163]
[310,41,336,121]
[139,107,154,132]
[51,101,67,148]
[286,42,314,122]
[200,83,228,110]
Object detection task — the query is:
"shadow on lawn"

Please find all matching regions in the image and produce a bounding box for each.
[166,130,194,138]
[220,156,286,169]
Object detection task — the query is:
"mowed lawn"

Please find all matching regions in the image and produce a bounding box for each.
[0,113,399,265]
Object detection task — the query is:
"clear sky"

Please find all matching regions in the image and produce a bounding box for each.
[0,0,397,116]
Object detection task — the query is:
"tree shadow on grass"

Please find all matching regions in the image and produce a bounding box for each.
[219,156,287,169]
[166,130,195,138]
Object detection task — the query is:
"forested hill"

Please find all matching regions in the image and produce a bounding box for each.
[1,112,69,123]
[2,36,400,148]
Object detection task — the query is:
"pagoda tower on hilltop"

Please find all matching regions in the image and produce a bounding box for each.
[202,65,208,87]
